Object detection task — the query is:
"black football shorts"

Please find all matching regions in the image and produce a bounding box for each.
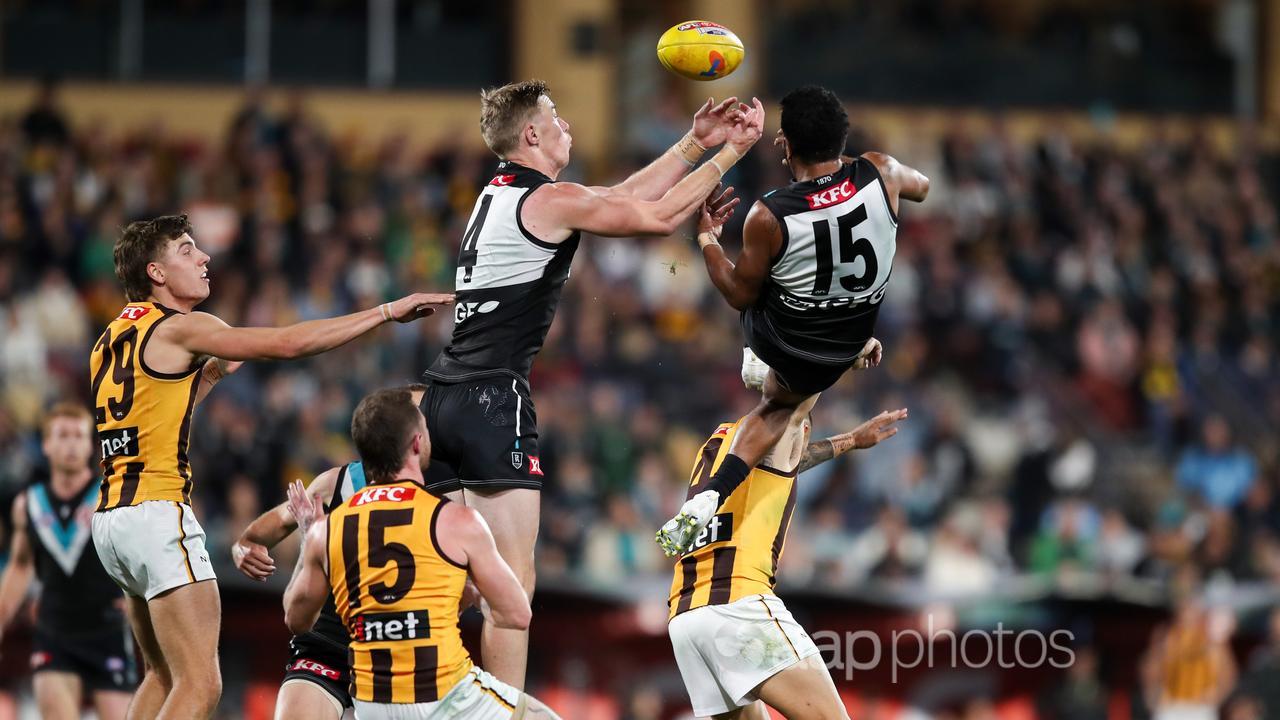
[421,377,544,494]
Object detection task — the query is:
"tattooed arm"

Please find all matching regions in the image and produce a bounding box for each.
[798,408,908,473]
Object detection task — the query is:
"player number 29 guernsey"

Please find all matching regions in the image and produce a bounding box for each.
[668,422,799,619]
[90,303,204,511]
[328,481,472,703]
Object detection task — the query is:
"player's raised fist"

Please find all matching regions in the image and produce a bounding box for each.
[386,292,455,323]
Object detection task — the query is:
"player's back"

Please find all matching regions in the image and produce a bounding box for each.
[668,422,798,619]
[426,160,581,385]
[90,302,205,510]
[747,157,898,365]
[327,480,471,703]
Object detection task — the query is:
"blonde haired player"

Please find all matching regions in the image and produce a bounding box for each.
[420,79,764,688]
[667,399,906,719]
[285,389,561,719]
[91,215,451,718]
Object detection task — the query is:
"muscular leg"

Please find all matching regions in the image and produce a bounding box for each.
[274,680,344,720]
[147,580,223,719]
[713,371,816,493]
[460,488,539,689]
[750,655,848,720]
[714,700,771,720]
[125,594,171,720]
[92,689,134,720]
[33,671,83,720]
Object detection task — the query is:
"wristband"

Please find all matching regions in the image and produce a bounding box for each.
[379,303,392,322]
[697,232,720,250]
[673,133,706,166]
[707,146,743,177]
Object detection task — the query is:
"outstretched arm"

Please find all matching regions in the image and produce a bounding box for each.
[232,468,340,581]
[525,99,766,240]
[798,408,909,473]
[165,292,453,362]
[283,520,329,635]
[605,98,742,200]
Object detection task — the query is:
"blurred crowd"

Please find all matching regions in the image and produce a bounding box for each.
[2,81,1280,712]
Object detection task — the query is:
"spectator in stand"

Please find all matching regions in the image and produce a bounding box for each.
[1176,415,1258,511]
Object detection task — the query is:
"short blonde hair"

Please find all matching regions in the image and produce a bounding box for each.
[479,79,549,157]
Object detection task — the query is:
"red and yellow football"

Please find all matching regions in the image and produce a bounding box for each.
[656,21,745,82]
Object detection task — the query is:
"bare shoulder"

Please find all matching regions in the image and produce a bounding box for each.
[743,199,783,246]
[860,151,899,174]
[152,310,226,343]
[438,500,487,538]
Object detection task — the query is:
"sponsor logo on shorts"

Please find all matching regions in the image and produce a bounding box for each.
[351,486,416,507]
[806,179,857,210]
[350,610,431,643]
[117,306,152,321]
[689,513,733,551]
[511,452,523,470]
[107,656,126,672]
[99,427,139,458]
[290,658,342,680]
[528,455,543,476]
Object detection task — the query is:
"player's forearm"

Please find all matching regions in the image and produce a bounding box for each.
[274,307,388,359]
[0,564,33,632]
[241,507,295,549]
[651,148,744,231]
[797,430,864,473]
[194,358,231,405]
[283,588,322,635]
[613,134,705,200]
[282,556,322,634]
[701,243,756,310]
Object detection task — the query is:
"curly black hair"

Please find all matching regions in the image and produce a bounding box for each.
[779,85,849,165]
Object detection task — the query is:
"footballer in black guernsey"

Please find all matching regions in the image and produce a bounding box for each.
[423,78,763,687]
[425,160,580,386]
[656,85,928,560]
[743,155,900,390]
[0,404,135,718]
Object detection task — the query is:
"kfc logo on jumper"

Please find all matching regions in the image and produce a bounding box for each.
[351,486,416,506]
[490,174,516,186]
[117,306,152,321]
[806,179,856,210]
[290,659,342,680]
